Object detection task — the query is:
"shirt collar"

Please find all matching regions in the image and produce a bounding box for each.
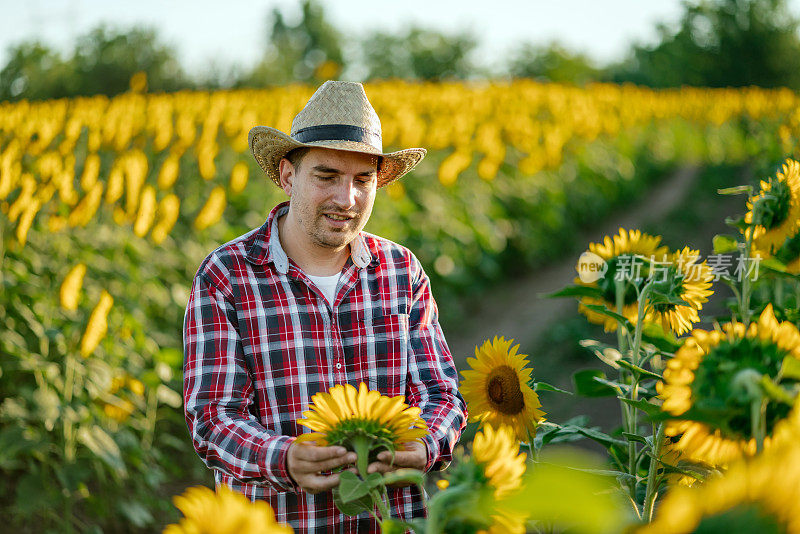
[245,201,373,273]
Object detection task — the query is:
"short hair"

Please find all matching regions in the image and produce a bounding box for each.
[285,147,311,170]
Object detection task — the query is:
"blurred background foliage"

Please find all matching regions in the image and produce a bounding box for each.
[4,0,800,101]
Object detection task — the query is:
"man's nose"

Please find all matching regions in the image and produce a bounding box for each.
[332,179,357,210]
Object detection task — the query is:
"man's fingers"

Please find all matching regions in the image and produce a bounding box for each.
[367,461,394,475]
[300,473,341,494]
[294,443,350,462]
[293,454,356,474]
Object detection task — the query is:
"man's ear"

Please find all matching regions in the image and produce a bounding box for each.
[278,158,294,197]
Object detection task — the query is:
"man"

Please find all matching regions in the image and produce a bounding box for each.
[183,81,467,532]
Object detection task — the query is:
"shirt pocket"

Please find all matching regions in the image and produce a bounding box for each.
[356,307,409,397]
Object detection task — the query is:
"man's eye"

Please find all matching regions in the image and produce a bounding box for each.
[316,175,335,181]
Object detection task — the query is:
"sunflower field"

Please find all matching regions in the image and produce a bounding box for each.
[3,77,800,532]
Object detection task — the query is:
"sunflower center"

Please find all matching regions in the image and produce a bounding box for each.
[751,177,791,230]
[486,365,525,415]
[690,337,796,440]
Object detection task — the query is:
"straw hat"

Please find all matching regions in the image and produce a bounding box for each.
[249,81,426,188]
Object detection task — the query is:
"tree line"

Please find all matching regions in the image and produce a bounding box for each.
[3,0,800,101]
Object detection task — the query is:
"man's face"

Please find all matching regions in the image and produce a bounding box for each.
[280,147,379,250]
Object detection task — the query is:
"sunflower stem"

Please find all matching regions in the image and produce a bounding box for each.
[740,234,754,327]
[642,423,665,522]
[351,435,372,479]
[526,428,538,463]
[626,282,652,503]
[371,487,392,524]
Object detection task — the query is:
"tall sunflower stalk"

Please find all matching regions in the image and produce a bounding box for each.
[551,229,713,520]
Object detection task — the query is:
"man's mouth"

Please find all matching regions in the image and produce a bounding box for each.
[323,213,355,221]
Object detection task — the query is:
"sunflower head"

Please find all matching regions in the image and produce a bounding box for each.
[763,222,800,275]
[439,425,528,534]
[576,228,669,332]
[296,383,428,470]
[163,485,293,534]
[645,247,714,336]
[745,158,800,254]
[658,304,800,466]
[460,337,545,441]
[638,441,800,534]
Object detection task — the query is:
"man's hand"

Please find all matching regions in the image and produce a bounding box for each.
[367,440,428,485]
[286,442,357,494]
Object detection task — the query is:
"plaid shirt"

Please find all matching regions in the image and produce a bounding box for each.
[183,202,467,532]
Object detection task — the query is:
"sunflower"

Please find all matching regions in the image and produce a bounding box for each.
[761,227,800,274]
[745,158,800,255]
[638,442,800,534]
[657,304,800,467]
[577,228,669,332]
[295,382,428,453]
[460,337,545,441]
[163,485,293,534]
[473,424,528,534]
[645,247,714,336]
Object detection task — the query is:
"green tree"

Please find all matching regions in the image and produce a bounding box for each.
[0,25,186,102]
[360,27,478,81]
[0,42,72,101]
[243,0,344,87]
[611,0,800,88]
[507,42,602,85]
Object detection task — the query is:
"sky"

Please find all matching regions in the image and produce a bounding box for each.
[2,0,800,74]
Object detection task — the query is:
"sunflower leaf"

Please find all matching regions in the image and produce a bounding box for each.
[337,470,375,503]
[581,304,634,332]
[758,376,796,405]
[618,397,664,421]
[381,468,425,488]
[333,486,373,516]
[641,323,680,353]
[717,185,752,196]
[724,215,748,232]
[534,381,572,395]
[760,257,788,274]
[616,359,662,380]
[780,356,800,381]
[646,292,691,308]
[544,285,605,300]
[573,369,619,397]
[621,432,648,445]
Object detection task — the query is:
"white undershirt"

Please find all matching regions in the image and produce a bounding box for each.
[306,272,341,306]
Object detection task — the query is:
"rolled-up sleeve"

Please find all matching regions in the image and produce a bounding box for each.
[183,269,297,491]
[404,256,467,471]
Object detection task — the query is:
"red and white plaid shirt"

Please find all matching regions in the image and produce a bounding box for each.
[183,202,467,532]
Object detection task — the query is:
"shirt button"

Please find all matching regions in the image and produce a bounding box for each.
[336,362,342,370]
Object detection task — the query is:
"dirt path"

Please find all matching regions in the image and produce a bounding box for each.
[448,166,701,364]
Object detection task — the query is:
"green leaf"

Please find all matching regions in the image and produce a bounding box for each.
[382,468,425,487]
[32,387,60,432]
[622,432,648,445]
[534,381,572,395]
[333,486,374,516]
[712,234,740,254]
[717,185,752,196]
[616,359,662,380]
[118,500,154,528]
[581,304,634,332]
[337,470,371,503]
[76,426,127,477]
[725,216,748,232]
[759,376,796,405]
[544,285,605,300]
[573,369,619,397]
[572,427,627,448]
[618,397,664,420]
[781,356,800,381]
[641,323,680,353]
[647,292,690,307]
[578,339,621,369]
[761,257,787,273]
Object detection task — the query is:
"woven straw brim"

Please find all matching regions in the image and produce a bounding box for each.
[249,126,426,188]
